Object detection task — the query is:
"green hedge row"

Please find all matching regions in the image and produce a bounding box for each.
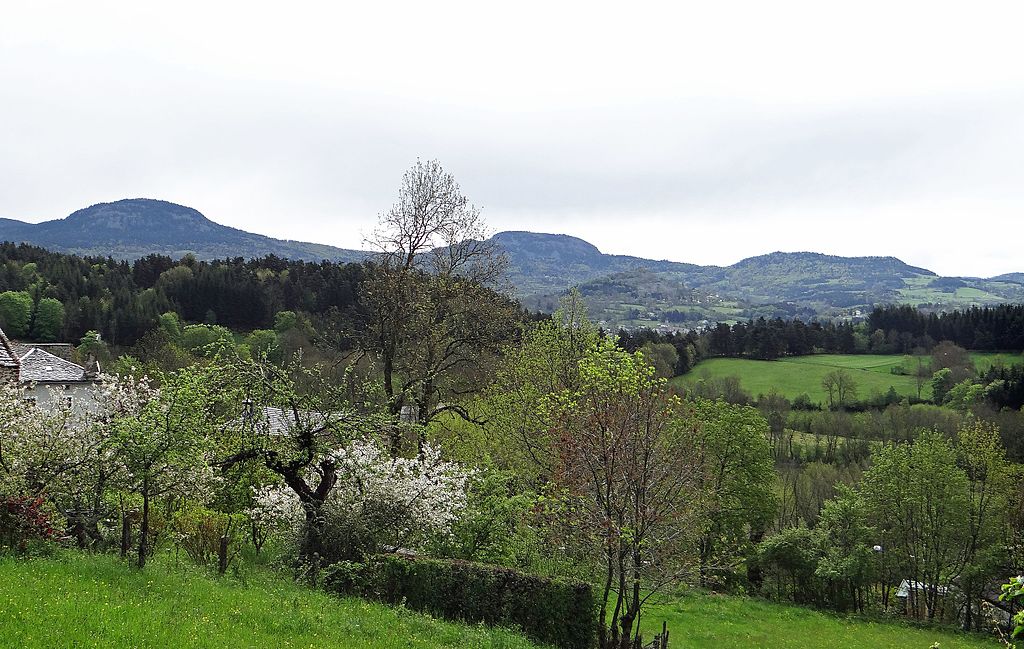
[324,554,597,649]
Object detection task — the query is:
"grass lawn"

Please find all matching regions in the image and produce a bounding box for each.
[673,356,927,403]
[639,593,999,649]
[0,552,546,649]
[673,353,1021,404]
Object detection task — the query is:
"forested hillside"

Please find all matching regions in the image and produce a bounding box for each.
[0,242,369,345]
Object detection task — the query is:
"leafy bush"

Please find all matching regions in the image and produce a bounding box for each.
[427,469,536,566]
[172,506,243,570]
[0,495,58,552]
[1001,575,1024,642]
[326,554,597,649]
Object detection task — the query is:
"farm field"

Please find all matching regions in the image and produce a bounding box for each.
[672,353,1020,404]
[641,593,998,649]
[0,553,545,649]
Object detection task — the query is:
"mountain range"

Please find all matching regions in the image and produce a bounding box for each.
[2,199,1022,329]
[0,199,365,263]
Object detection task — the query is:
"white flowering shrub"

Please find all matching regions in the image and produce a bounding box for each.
[0,384,98,498]
[250,484,303,534]
[252,438,471,561]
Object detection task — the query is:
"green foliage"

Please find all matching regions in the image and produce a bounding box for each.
[757,526,822,604]
[813,488,874,612]
[0,291,32,337]
[944,379,986,411]
[180,323,235,357]
[685,398,777,589]
[171,505,244,570]
[157,311,183,340]
[76,329,111,368]
[1000,576,1024,641]
[30,297,64,341]
[640,342,679,379]
[431,469,537,567]
[328,554,597,649]
[273,310,300,333]
[931,368,956,404]
[858,432,970,620]
[245,329,280,362]
[482,291,599,485]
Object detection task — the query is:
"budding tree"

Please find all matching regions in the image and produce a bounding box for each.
[361,160,517,452]
[548,340,707,649]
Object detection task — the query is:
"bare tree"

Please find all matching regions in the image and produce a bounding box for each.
[821,369,858,410]
[361,160,517,452]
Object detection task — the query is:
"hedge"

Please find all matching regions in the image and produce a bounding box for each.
[324,554,597,649]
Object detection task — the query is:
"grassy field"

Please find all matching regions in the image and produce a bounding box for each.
[0,553,545,649]
[0,552,1002,649]
[640,593,998,649]
[673,353,1020,404]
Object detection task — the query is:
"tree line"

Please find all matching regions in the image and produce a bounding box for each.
[0,243,366,345]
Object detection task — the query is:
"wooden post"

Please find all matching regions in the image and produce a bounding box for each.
[218,535,229,575]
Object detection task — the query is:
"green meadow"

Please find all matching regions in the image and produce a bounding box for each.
[0,553,544,649]
[673,353,1018,404]
[641,593,998,649]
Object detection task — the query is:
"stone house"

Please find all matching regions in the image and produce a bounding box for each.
[0,326,101,409]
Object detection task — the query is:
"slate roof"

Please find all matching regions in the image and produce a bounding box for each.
[17,347,91,383]
[10,342,74,361]
[0,327,18,368]
[237,405,337,437]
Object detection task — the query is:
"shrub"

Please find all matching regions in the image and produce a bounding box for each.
[253,440,471,564]
[0,495,58,552]
[1001,575,1023,641]
[172,506,243,570]
[326,554,597,649]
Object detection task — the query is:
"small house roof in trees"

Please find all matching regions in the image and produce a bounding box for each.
[17,347,98,384]
[895,580,950,598]
[9,342,75,361]
[243,405,333,437]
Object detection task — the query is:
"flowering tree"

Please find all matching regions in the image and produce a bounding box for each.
[1000,575,1023,646]
[218,356,380,562]
[251,438,470,560]
[108,368,217,567]
[0,385,99,498]
[0,384,112,547]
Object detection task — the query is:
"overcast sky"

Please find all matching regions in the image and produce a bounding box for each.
[2,2,1023,277]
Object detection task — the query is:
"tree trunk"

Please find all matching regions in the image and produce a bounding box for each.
[138,486,149,569]
[120,504,132,558]
[300,501,326,562]
[218,534,229,575]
